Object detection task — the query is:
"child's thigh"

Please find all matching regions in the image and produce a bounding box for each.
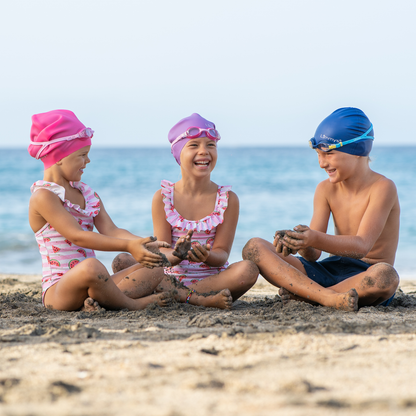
[329,263,399,299]
[245,237,307,274]
[116,266,165,296]
[43,258,108,310]
[189,260,258,293]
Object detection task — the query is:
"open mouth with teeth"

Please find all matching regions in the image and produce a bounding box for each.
[194,161,210,167]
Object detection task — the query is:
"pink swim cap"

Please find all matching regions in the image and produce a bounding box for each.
[28,109,93,170]
[168,113,218,165]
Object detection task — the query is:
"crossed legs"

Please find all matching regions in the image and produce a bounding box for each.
[242,238,361,311]
[43,258,170,311]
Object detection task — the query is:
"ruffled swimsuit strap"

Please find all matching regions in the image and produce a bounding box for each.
[31,180,66,202]
[160,180,232,232]
[31,180,101,217]
[70,181,101,217]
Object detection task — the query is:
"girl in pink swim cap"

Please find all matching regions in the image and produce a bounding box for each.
[28,109,176,311]
[112,113,259,307]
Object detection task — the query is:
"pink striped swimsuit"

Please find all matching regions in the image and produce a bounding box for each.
[30,180,100,304]
[161,180,231,286]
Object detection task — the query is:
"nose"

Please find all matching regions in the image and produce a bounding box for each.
[86,155,91,164]
[318,153,328,168]
[199,144,209,154]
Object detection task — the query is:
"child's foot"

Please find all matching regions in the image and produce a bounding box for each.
[330,289,359,311]
[135,292,173,309]
[195,289,233,310]
[279,287,294,304]
[82,297,104,312]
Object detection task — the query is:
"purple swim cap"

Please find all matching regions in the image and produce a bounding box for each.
[168,113,218,165]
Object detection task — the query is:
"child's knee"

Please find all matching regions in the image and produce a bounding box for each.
[78,258,108,282]
[234,260,259,285]
[112,253,135,273]
[243,260,259,280]
[242,238,264,263]
[368,263,399,294]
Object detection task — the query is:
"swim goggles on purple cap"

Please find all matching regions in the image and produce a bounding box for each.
[309,124,374,152]
[31,128,94,159]
[170,127,221,148]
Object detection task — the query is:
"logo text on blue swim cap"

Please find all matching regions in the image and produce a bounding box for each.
[319,134,338,143]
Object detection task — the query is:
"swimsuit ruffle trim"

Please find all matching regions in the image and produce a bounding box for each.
[161,180,231,232]
[31,180,101,217]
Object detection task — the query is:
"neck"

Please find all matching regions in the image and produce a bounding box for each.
[43,166,72,190]
[341,157,373,191]
[176,173,214,195]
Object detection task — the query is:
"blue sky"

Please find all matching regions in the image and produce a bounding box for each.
[1,0,415,148]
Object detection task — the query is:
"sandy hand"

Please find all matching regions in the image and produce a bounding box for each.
[129,236,170,268]
[274,229,298,256]
[283,225,312,253]
[188,243,211,263]
[146,239,171,267]
[172,230,193,260]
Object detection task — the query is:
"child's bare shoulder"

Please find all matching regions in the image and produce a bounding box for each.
[152,188,164,203]
[227,190,238,201]
[30,187,60,206]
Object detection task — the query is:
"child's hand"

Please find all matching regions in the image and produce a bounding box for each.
[281,225,312,255]
[188,242,211,263]
[128,236,170,268]
[172,230,193,260]
[273,230,297,256]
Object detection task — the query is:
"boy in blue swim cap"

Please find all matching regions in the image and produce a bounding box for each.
[243,107,399,310]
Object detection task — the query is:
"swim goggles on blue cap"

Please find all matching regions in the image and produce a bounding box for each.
[309,124,374,152]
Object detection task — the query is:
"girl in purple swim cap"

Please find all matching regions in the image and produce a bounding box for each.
[113,113,259,308]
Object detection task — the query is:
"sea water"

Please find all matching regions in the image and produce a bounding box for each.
[0,147,415,278]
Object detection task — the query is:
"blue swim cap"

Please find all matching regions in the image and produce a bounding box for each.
[310,107,374,156]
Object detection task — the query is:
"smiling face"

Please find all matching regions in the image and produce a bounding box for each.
[179,137,218,177]
[58,145,91,182]
[315,148,360,183]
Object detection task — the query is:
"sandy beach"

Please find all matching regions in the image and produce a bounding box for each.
[1,274,416,416]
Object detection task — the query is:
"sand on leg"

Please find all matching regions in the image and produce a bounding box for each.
[115,266,167,298]
[156,275,233,310]
[327,262,399,307]
[183,260,259,301]
[43,258,170,311]
[242,238,358,311]
[112,253,138,273]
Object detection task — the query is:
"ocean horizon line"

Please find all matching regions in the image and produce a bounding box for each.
[2,144,416,150]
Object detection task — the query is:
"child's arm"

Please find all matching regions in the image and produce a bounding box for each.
[281,179,398,259]
[31,190,166,268]
[94,199,142,240]
[187,191,239,267]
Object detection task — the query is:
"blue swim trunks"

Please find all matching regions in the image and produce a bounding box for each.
[298,256,394,307]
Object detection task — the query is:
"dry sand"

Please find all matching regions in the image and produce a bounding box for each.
[1,273,416,416]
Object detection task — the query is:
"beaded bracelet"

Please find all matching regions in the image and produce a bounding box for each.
[186,289,196,304]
